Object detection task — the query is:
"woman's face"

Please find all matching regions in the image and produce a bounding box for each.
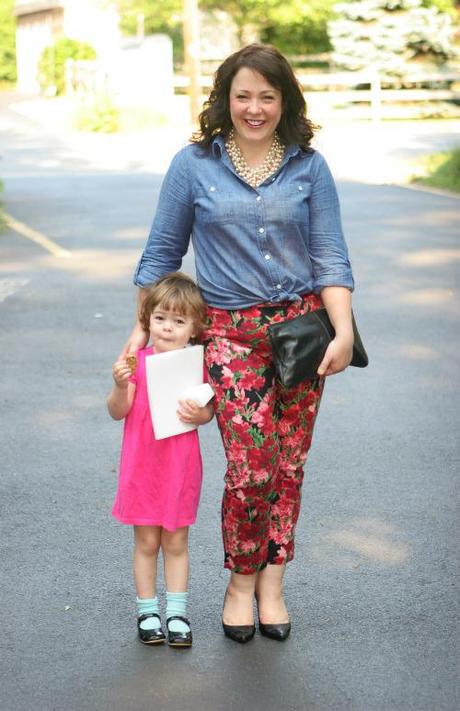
[229,67,282,148]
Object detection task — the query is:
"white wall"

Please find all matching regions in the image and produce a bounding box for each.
[63,0,120,62]
[15,14,55,93]
[108,35,174,108]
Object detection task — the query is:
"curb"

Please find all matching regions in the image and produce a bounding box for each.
[392,180,460,200]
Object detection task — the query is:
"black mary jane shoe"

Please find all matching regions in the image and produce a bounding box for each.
[259,621,291,641]
[166,615,193,647]
[222,621,256,644]
[137,613,166,644]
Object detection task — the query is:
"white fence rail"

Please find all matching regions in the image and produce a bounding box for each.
[174,70,460,121]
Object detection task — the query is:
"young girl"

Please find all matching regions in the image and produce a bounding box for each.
[107,272,214,647]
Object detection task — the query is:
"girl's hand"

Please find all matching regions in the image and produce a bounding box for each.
[112,358,132,389]
[317,333,353,377]
[177,399,213,426]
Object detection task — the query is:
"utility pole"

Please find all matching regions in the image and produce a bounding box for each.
[183,0,201,125]
[137,13,145,43]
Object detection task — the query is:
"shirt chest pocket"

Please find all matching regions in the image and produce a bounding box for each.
[264,182,312,225]
[195,192,252,226]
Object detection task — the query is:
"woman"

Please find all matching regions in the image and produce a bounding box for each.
[123,44,355,643]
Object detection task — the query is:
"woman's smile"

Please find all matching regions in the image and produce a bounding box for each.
[244,119,265,128]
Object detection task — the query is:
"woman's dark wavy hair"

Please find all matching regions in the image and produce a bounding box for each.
[192,43,317,150]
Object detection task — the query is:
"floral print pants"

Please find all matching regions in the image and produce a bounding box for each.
[201,293,325,575]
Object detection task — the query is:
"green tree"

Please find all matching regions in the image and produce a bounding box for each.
[114,0,337,56]
[199,0,336,51]
[329,0,459,74]
[261,0,336,54]
[38,38,96,95]
[0,0,17,83]
[113,0,183,61]
[421,0,457,13]
[115,0,182,36]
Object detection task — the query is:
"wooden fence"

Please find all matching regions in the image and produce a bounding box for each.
[174,70,460,121]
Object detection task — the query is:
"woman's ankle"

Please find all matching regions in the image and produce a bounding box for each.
[255,566,289,622]
[223,574,256,625]
[227,571,257,596]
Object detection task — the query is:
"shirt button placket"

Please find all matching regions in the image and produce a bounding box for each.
[256,193,276,292]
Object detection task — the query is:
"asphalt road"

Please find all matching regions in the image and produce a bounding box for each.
[1,99,459,711]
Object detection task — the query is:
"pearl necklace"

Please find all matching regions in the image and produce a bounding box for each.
[225,130,285,187]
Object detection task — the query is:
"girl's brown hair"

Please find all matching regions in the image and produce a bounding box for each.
[139,272,207,339]
[192,43,317,150]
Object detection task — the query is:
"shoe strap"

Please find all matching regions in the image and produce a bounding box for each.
[138,612,161,623]
[166,615,190,626]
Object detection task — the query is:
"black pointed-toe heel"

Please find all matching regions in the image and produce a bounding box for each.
[166,616,193,647]
[222,621,256,644]
[222,589,255,643]
[259,621,291,641]
[137,613,166,644]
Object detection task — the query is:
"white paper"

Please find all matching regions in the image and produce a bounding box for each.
[145,345,204,440]
[181,382,214,408]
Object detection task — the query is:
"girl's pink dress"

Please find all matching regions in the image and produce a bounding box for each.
[112,346,203,531]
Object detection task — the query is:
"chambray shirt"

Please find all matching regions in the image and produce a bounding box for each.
[134,135,354,309]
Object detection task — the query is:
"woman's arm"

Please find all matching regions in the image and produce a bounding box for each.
[317,286,353,376]
[307,153,354,294]
[107,357,136,420]
[121,149,195,356]
[305,153,354,376]
[133,149,194,289]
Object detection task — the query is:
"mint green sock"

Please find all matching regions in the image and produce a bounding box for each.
[137,596,161,631]
[166,591,190,633]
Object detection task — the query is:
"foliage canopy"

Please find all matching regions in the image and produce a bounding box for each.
[38,38,96,95]
[114,0,336,55]
[0,0,17,83]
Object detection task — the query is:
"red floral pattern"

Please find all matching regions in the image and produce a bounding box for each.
[201,294,325,574]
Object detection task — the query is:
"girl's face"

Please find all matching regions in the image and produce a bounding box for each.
[229,67,282,150]
[149,305,196,354]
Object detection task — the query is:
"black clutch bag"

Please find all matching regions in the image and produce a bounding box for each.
[268,308,368,388]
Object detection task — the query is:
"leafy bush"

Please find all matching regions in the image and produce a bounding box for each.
[74,94,120,133]
[38,38,96,95]
[0,0,16,83]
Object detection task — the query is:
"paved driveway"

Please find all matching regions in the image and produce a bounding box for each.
[1,99,459,711]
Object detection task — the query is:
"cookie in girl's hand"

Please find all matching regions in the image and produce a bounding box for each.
[126,354,137,373]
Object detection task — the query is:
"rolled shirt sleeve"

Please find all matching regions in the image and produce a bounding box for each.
[134,149,194,287]
[308,152,354,293]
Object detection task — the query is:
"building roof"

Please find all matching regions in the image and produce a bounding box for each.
[14,1,64,17]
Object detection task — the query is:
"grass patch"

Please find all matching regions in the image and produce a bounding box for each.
[0,80,16,92]
[412,148,460,193]
[118,106,169,132]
